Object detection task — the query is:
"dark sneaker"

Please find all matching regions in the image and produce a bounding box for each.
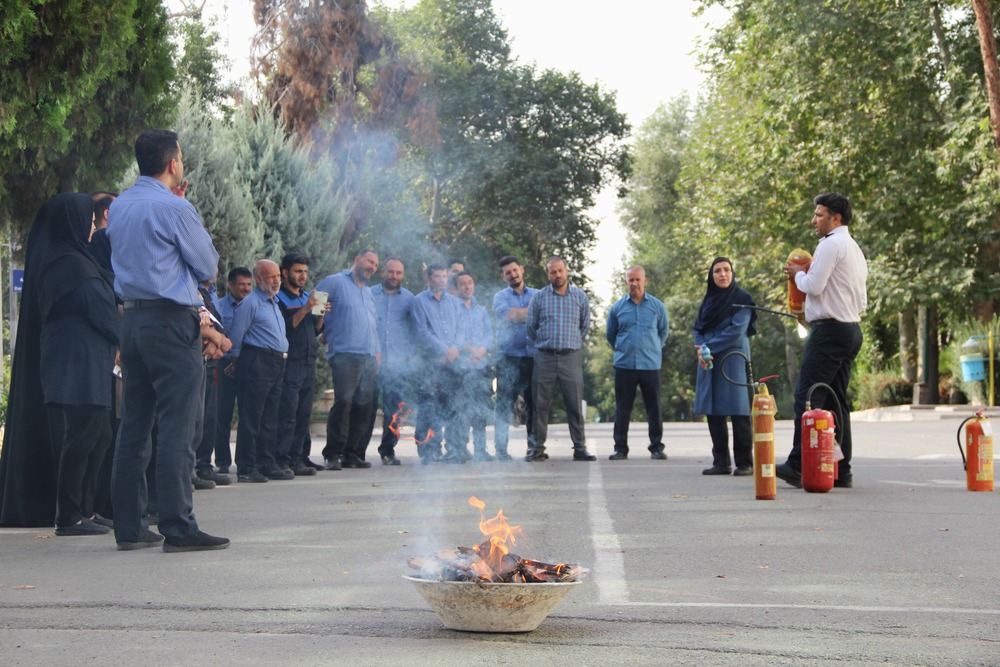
[90,514,114,528]
[650,450,668,460]
[702,465,732,475]
[162,531,230,553]
[55,517,111,536]
[834,474,853,488]
[524,448,548,462]
[324,458,342,471]
[341,458,372,469]
[733,466,753,476]
[291,462,317,476]
[776,463,803,488]
[609,451,628,461]
[306,459,325,471]
[381,455,401,466]
[237,470,269,483]
[572,448,597,462]
[192,475,216,490]
[116,529,164,551]
[261,467,295,480]
[216,465,231,475]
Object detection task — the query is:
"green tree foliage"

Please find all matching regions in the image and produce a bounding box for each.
[0,0,175,239]
[384,0,631,287]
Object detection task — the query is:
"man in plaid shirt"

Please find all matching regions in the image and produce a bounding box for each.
[525,256,596,462]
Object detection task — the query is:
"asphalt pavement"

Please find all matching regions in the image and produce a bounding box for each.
[1,413,998,666]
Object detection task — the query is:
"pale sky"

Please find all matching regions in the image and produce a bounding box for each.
[173,0,723,305]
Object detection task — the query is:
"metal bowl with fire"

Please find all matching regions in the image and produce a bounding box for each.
[406,497,588,633]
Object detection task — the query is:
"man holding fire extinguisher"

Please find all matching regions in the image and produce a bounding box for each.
[776,192,868,489]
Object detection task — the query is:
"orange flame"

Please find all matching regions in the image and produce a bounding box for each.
[415,428,436,445]
[388,402,412,438]
[468,496,522,572]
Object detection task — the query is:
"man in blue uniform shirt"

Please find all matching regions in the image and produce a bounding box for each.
[493,255,537,461]
[605,266,669,461]
[213,267,252,473]
[316,250,380,470]
[108,128,229,552]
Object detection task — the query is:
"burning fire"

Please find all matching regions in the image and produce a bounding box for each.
[387,402,412,438]
[414,428,436,445]
[407,498,585,584]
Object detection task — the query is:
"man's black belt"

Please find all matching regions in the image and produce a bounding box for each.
[538,348,578,356]
[243,344,288,359]
[123,298,199,314]
[809,319,859,327]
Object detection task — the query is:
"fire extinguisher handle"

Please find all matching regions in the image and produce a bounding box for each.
[956,415,975,471]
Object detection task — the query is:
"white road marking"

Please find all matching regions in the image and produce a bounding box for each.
[619,601,1000,615]
[588,462,629,605]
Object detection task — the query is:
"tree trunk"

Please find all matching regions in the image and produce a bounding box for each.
[914,304,940,404]
[972,0,1000,162]
[899,306,917,383]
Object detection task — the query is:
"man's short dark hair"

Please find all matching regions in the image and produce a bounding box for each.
[135,129,180,176]
[814,192,853,225]
[383,255,404,267]
[546,255,567,268]
[447,258,465,269]
[228,266,252,282]
[498,255,520,269]
[92,194,117,221]
[453,270,473,283]
[426,263,447,277]
[281,253,310,271]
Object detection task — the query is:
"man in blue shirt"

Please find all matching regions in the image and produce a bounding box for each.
[212,267,252,473]
[606,266,670,461]
[108,128,228,552]
[363,257,415,466]
[493,255,537,461]
[453,272,495,462]
[276,253,327,476]
[410,264,464,464]
[227,260,290,483]
[526,256,595,462]
[316,250,380,470]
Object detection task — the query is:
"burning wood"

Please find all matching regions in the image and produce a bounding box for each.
[407,497,586,585]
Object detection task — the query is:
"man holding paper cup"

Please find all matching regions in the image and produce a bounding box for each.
[275,253,329,475]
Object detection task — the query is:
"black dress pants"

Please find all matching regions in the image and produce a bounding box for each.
[612,367,664,454]
[276,361,316,467]
[323,353,377,462]
[235,346,286,473]
[787,320,863,475]
[706,415,753,469]
[48,404,111,527]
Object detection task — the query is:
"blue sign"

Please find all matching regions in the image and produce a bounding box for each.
[12,268,23,293]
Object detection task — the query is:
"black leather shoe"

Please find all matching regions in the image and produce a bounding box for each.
[90,513,114,528]
[733,466,753,476]
[291,462,317,476]
[341,458,372,469]
[261,467,295,480]
[573,448,597,461]
[306,459,325,471]
[237,470,269,483]
[834,474,853,488]
[117,529,164,551]
[324,458,342,471]
[524,448,548,462]
[650,450,668,460]
[702,465,732,475]
[216,465,231,475]
[608,451,628,461]
[162,530,230,553]
[192,475,216,490]
[381,455,401,466]
[776,463,803,488]
[198,469,232,486]
[55,517,110,536]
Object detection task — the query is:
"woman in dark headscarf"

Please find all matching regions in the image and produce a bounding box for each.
[0,193,119,533]
[693,257,758,476]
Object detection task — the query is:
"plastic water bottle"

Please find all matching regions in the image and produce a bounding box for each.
[701,344,713,370]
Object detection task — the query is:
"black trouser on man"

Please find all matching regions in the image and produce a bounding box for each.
[235,346,286,474]
[276,361,316,468]
[414,363,460,461]
[494,354,534,455]
[450,367,493,455]
[48,404,112,527]
[612,367,664,455]
[707,415,753,469]
[195,364,219,474]
[532,348,586,451]
[112,303,203,542]
[786,320,863,475]
[323,353,378,463]
[215,367,237,470]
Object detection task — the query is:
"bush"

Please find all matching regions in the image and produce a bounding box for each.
[856,372,912,409]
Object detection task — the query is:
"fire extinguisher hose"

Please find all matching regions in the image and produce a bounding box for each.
[719,349,754,388]
[954,411,985,471]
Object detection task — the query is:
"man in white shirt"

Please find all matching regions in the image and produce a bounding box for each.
[777,192,868,489]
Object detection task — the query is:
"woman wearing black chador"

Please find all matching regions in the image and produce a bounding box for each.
[0,192,119,533]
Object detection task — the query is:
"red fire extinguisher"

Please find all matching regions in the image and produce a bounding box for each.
[800,382,843,493]
[957,408,994,492]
